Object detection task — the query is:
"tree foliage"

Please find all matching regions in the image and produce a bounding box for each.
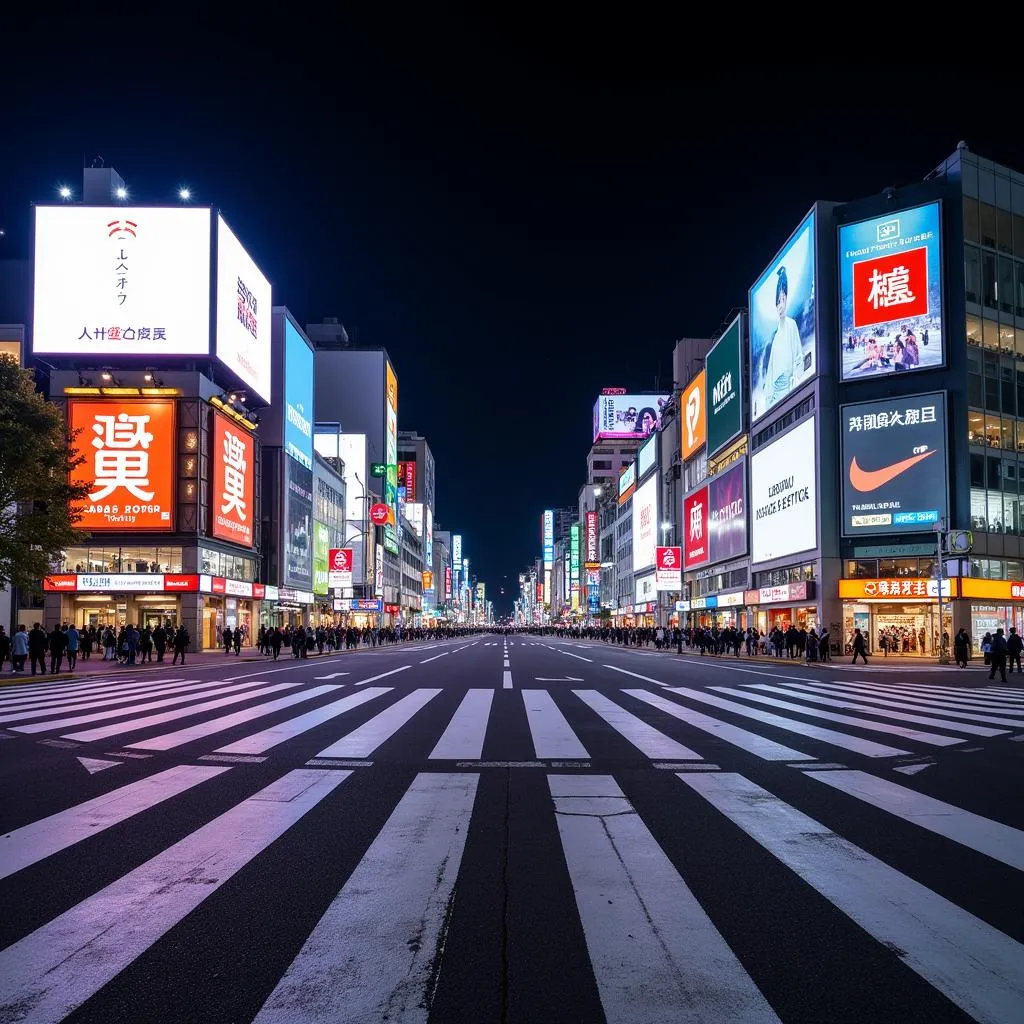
[0,358,91,590]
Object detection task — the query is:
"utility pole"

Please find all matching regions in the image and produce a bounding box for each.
[934,518,949,664]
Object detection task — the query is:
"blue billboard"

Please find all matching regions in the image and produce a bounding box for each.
[749,210,817,424]
[284,320,314,470]
[839,201,944,382]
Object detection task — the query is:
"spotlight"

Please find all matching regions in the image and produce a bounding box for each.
[178,187,191,201]
[115,186,128,200]
[100,369,120,385]
[58,185,72,200]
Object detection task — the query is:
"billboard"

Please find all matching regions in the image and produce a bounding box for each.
[707,460,747,564]
[216,215,272,403]
[284,321,314,470]
[284,458,313,588]
[841,392,948,536]
[383,361,399,556]
[69,400,176,531]
[399,460,417,500]
[656,546,683,591]
[594,394,670,441]
[749,211,816,423]
[637,434,657,479]
[445,565,453,601]
[706,314,743,456]
[631,473,657,572]
[312,520,330,595]
[542,511,554,568]
[570,523,580,580]
[750,416,816,563]
[453,534,463,566]
[212,410,255,547]
[328,548,353,589]
[617,462,637,506]
[839,201,943,381]
[33,206,211,357]
[681,370,706,460]
[683,486,709,568]
[585,510,599,563]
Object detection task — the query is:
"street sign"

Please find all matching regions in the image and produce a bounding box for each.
[370,462,388,477]
[369,502,390,525]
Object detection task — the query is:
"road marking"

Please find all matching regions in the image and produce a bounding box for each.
[573,690,701,760]
[603,665,669,687]
[455,760,546,767]
[197,753,268,764]
[682,771,1024,1022]
[559,650,593,663]
[316,689,441,758]
[0,770,349,1022]
[535,676,584,682]
[523,690,589,759]
[76,756,119,774]
[252,773,478,1024]
[420,652,450,664]
[430,689,494,760]
[503,670,513,689]
[314,672,350,680]
[355,665,411,686]
[304,758,374,768]
[551,774,780,1023]
[215,688,393,756]
[0,677,195,713]
[0,764,229,881]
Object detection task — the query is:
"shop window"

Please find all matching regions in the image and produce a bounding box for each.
[963,196,980,243]
[1008,561,1024,581]
[918,557,938,579]
[61,546,183,574]
[997,207,1014,255]
[982,251,998,308]
[846,559,877,579]
[980,202,997,248]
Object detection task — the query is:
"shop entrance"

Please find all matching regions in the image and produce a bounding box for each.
[843,602,952,656]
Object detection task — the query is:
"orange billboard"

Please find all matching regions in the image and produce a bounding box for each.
[69,400,176,531]
[212,410,254,547]
[681,369,706,459]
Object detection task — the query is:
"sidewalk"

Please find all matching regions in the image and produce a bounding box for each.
[0,645,375,687]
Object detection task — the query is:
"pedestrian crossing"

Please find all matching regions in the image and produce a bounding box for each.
[2,731,1022,1019]
[1,673,1022,767]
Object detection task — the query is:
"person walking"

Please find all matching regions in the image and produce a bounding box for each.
[233,627,242,656]
[172,625,190,665]
[989,627,1009,682]
[851,627,868,665]
[1007,627,1023,673]
[223,626,234,656]
[11,625,29,673]
[28,623,48,675]
[65,623,80,671]
[48,624,68,674]
[0,626,9,673]
[953,628,971,669]
[153,624,167,663]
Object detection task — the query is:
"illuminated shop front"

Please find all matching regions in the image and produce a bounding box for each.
[959,578,1024,653]
[838,578,953,657]
[744,581,819,636]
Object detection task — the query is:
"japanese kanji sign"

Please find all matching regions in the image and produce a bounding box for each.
[69,400,176,531]
[32,206,211,357]
[212,410,254,547]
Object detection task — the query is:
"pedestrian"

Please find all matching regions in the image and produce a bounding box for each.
[851,627,868,665]
[65,623,80,671]
[233,627,242,656]
[153,624,167,662]
[0,626,9,672]
[1007,627,1023,673]
[953,628,970,669]
[989,627,1008,682]
[11,624,29,673]
[223,626,234,656]
[28,622,47,675]
[172,625,190,665]
[48,624,68,674]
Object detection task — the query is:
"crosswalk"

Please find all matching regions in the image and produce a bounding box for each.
[1,674,1023,1021]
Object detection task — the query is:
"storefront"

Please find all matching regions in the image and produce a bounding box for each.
[838,577,953,657]
[43,572,200,632]
[959,578,1024,652]
[259,586,314,631]
[331,597,384,630]
[200,577,266,650]
[744,581,819,636]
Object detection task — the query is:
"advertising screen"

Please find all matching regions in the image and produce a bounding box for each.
[69,400,176,531]
[749,211,816,423]
[284,458,314,588]
[453,534,463,565]
[585,510,599,563]
[542,511,554,568]
[312,520,330,595]
[384,361,399,556]
[617,462,637,506]
[212,410,255,547]
[631,474,658,572]
[216,215,272,403]
[841,392,947,536]
[707,459,747,563]
[706,314,743,456]
[683,486,709,568]
[594,394,670,441]
[656,547,683,591]
[570,523,580,579]
[284,321,314,470]
[681,370,706,460]
[839,201,943,381]
[637,434,657,479]
[750,416,817,563]
[33,206,211,357]
[399,460,417,500]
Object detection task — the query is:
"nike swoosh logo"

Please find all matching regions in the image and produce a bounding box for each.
[849,450,935,492]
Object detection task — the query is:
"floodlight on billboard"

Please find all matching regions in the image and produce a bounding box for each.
[32,206,212,357]
[593,393,670,441]
[839,201,944,382]
[749,210,817,424]
[216,215,272,403]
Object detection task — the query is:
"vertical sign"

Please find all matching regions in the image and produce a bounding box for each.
[585,510,599,564]
[683,485,709,568]
[706,313,743,456]
[212,410,254,547]
[383,361,400,555]
[681,369,706,460]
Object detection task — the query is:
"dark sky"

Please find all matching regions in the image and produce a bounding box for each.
[3,22,1022,614]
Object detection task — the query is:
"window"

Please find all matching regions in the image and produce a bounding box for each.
[1003,365,1017,416]
[845,559,877,579]
[982,251,998,308]
[968,411,985,446]
[997,207,1014,255]
[963,195,979,243]
[980,201,997,248]
[970,452,985,486]
[988,453,1002,488]
[968,374,983,408]
[985,371,999,412]
[62,546,184,574]
[966,314,983,348]
[998,257,1016,315]
[971,487,989,531]
[878,558,922,578]
[964,246,981,305]
[1016,261,1024,318]
[1015,213,1024,259]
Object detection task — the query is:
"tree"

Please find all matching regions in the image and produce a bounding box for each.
[0,358,91,591]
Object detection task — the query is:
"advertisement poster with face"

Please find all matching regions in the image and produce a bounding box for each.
[593,394,670,441]
[284,459,313,588]
[749,211,816,423]
[839,201,944,381]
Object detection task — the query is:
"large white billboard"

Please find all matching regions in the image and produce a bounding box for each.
[32,206,211,357]
[216,215,272,403]
[594,393,670,441]
[750,415,817,563]
[631,473,658,573]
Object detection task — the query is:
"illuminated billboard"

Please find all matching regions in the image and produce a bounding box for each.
[683,486,709,568]
[33,206,211,357]
[631,474,658,572]
[284,458,313,588]
[594,393,670,441]
[637,434,657,479]
[617,462,637,506]
[839,201,943,381]
[841,392,948,536]
[750,416,816,563]
[211,410,255,548]
[284,320,314,470]
[69,400,176,531]
[216,215,272,403]
[706,314,743,456]
[383,361,400,556]
[749,210,816,423]
[542,510,554,568]
[681,370,706,459]
[585,510,599,563]
[707,459,747,564]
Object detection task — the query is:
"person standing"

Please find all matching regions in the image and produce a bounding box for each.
[11,625,29,673]
[989,627,1009,682]
[124,624,139,666]
[1007,627,1023,673]
[953,628,971,669]
[851,627,868,665]
[0,626,9,673]
[153,624,167,662]
[233,627,242,656]
[28,623,47,675]
[172,625,190,665]
[65,623,80,671]
[223,626,234,656]
[48,624,68,674]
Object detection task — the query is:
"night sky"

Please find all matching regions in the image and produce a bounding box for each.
[3,23,1021,614]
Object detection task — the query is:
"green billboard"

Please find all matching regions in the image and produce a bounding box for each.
[706,313,744,457]
[313,521,330,595]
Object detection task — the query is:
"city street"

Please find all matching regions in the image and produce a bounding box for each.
[1,636,1022,1023]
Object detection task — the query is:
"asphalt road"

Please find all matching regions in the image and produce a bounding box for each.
[1,633,1022,1023]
